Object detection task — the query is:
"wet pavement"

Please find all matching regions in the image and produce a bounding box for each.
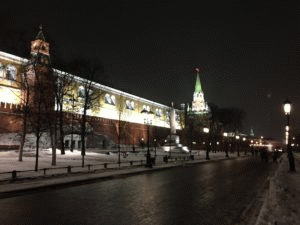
[0,157,275,225]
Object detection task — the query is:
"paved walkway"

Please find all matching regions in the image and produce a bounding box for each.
[255,152,300,225]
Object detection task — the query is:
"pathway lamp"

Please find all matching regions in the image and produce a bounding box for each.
[223,132,229,158]
[154,139,157,159]
[141,109,154,168]
[203,127,210,160]
[242,137,247,155]
[283,99,295,171]
[236,135,240,157]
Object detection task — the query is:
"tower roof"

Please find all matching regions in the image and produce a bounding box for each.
[195,72,202,93]
[35,25,45,41]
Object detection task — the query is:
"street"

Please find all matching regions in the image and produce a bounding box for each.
[0,157,275,225]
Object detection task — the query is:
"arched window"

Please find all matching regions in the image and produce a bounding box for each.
[146,106,150,112]
[111,95,116,105]
[126,100,131,109]
[5,65,17,80]
[105,93,111,104]
[78,86,85,98]
[156,108,162,117]
[126,100,135,110]
[0,63,3,78]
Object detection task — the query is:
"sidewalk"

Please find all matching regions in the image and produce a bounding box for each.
[0,148,243,197]
[255,153,300,225]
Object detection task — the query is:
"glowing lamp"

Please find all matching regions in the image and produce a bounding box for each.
[283,99,292,115]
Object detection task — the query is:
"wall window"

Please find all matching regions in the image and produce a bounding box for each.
[156,108,162,117]
[0,63,3,78]
[5,65,17,81]
[78,86,85,98]
[105,93,116,106]
[111,95,116,105]
[105,93,111,104]
[126,100,134,110]
[143,105,150,112]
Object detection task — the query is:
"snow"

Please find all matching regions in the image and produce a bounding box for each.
[255,153,300,225]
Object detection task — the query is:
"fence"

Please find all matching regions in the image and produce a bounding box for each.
[0,152,231,182]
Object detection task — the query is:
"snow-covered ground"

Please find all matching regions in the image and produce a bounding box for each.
[0,147,229,180]
[255,153,300,225]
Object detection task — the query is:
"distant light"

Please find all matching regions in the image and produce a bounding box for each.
[223,132,228,137]
[243,137,246,141]
[261,136,263,139]
[216,142,219,145]
[236,136,240,139]
[192,142,196,145]
[203,128,209,133]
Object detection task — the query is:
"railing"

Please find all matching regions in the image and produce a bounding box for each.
[0,152,236,182]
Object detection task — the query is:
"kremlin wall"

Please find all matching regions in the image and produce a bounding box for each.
[0,28,186,150]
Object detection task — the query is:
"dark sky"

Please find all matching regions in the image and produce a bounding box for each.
[1,0,300,140]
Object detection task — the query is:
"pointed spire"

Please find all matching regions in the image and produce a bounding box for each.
[194,67,203,93]
[36,24,45,41]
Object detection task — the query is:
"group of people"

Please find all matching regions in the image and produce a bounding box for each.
[251,148,280,163]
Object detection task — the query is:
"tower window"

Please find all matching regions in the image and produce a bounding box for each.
[5,65,17,81]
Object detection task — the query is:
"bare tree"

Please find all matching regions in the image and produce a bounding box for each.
[17,65,32,161]
[53,70,75,155]
[113,94,128,166]
[68,60,104,167]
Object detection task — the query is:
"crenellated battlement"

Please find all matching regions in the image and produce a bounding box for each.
[0,101,23,113]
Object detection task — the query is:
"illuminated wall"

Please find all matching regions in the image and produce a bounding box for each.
[0,51,182,132]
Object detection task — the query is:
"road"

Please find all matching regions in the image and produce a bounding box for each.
[0,157,275,225]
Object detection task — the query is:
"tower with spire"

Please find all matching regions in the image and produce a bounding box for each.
[30,25,50,66]
[191,67,209,114]
[27,25,55,112]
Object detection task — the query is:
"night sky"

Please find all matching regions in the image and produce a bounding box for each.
[1,0,300,140]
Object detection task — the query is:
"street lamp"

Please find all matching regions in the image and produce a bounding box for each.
[236,135,240,157]
[223,132,229,158]
[283,99,295,171]
[141,109,154,168]
[242,137,247,155]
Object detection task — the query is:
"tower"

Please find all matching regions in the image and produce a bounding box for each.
[27,26,55,112]
[30,25,50,66]
[191,67,209,114]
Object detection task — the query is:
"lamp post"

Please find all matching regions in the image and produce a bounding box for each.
[223,132,229,158]
[283,99,295,172]
[203,127,210,160]
[141,109,154,168]
[243,137,247,155]
[235,135,240,157]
